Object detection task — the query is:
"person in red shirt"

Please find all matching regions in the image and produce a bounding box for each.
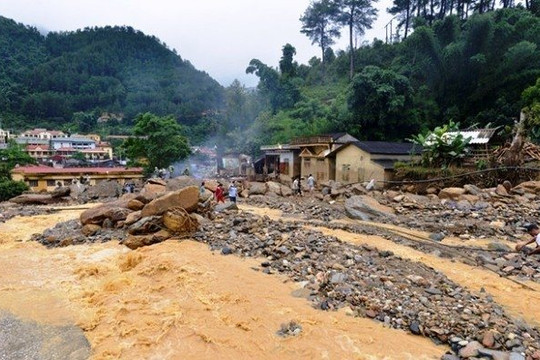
[215,183,225,203]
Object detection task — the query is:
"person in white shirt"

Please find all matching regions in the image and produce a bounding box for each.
[307,174,315,194]
[228,182,238,203]
[516,223,540,255]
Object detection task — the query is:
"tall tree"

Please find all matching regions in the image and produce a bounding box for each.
[123,112,190,172]
[334,0,378,79]
[300,0,341,68]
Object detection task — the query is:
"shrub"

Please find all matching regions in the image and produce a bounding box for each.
[0,180,29,202]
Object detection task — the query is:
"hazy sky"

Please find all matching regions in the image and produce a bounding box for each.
[0,0,393,87]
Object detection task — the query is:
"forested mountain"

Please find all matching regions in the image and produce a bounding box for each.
[0,16,224,133]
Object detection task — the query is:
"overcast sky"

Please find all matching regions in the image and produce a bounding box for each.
[0,0,393,87]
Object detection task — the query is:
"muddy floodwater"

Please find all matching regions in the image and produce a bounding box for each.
[0,207,450,359]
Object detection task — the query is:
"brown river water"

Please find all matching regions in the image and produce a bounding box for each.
[0,205,453,359]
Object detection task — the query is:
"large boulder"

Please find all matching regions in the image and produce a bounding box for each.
[10,194,56,205]
[124,210,142,226]
[162,208,200,233]
[281,185,293,197]
[513,180,540,194]
[122,230,171,250]
[141,186,199,217]
[79,196,134,225]
[128,216,162,235]
[267,181,282,196]
[345,195,396,221]
[87,180,122,199]
[51,186,71,198]
[140,179,167,198]
[438,187,466,200]
[127,199,145,211]
[69,182,86,199]
[248,182,267,195]
[166,176,200,191]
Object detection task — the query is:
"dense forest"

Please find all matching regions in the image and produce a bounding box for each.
[0,16,224,137]
[1,4,540,157]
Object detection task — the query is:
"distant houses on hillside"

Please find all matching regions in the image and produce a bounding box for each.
[3,128,114,164]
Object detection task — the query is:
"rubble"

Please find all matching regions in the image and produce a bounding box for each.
[21,175,540,358]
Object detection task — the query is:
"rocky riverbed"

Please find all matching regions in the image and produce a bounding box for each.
[10,177,540,359]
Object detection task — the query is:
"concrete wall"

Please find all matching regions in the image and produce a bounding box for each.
[335,146,413,184]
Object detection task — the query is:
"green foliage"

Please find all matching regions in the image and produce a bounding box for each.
[0,141,36,179]
[71,151,87,161]
[123,113,191,171]
[347,65,417,140]
[0,20,224,132]
[409,121,471,167]
[0,180,28,201]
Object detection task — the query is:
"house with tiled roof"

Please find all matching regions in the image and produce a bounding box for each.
[11,165,143,192]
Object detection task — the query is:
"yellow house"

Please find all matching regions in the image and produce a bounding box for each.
[331,141,421,184]
[292,133,358,182]
[11,165,144,192]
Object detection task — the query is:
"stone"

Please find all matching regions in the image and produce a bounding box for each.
[409,321,421,335]
[86,179,122,199]
[482,330,496,348]
[477,348,510,360]
[140,182,166,197]
[281,185,293,197]
[10,194,56,205]
[124,210,142,226]
[128,216,162,235]
[513,180,540,194]
[496,184,509,196]
[345,195,396,221]
[458,341,482,358]
[123,234,161,250]
[50,186,70,198]
[429,232,445,242]
[267,181,282,195]
[127,199,145,211]
[439,187,466,200]
[464,184,482,195]
[104,207,132,223]
[248,182,267,195]
[141,186,199,217]
[364,309,377,318]
[165,176,200,191]
[81,224,101,237]
[162,208,199,233]
[215,202,239,212]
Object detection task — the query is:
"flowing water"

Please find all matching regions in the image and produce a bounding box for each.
[0,206,451,359]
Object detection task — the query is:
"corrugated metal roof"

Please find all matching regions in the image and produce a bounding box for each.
[444,129,496,144]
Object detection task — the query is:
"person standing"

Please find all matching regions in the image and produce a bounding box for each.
[228,182,238,203]
[200,181,206,195]
[292,177,299,197]
[215,183,225,203]
[307,174,315,194]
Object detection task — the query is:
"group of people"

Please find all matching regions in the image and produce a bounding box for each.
[292,174,315,196]
[201,181,238,204]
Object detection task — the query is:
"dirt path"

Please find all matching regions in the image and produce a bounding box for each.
[0,207,446,359]
[240,204,540,327]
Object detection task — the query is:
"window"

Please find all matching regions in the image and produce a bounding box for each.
[47,180,56,187]
[28,180,38,187]
[304,158,311,169]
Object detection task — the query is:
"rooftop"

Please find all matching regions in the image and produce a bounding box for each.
[12,165,143,175]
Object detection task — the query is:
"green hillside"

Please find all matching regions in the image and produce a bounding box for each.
[0,17,224,133]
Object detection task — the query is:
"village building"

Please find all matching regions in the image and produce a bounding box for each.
[258,144,301,179]
[293,133,358,182]
[330,141,421,184]
[11,165,143,192]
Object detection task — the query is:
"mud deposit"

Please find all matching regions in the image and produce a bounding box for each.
[0,209,445,359]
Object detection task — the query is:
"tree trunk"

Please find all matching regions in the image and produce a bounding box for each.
[349,19,354,80]
[503,112,526,166]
